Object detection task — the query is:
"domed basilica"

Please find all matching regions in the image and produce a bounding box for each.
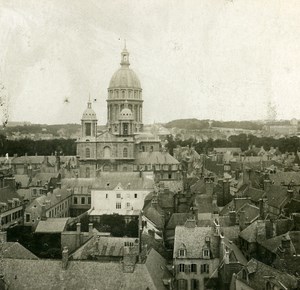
[76,45,181,180]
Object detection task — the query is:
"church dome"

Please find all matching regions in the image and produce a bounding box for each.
[109,68,141,89]
[82,102,97,121]
[119,107,134,120]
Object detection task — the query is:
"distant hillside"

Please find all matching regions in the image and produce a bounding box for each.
[2,123,81,138]
[165,119,263,131]
[165,119,210,130]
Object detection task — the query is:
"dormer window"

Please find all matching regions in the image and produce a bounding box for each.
[242,269,248,281]
[203,249,210,258]
[178,249,186,257]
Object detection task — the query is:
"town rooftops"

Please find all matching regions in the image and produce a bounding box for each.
[135,152,179,165]
[2,242,38,260]
[237,258,298,290]
[64,173,154,191]
[173,223,219,259]
[2,248,170,290]
[35,218,70,233]
[72,236,138,260]
[266,185,290,209]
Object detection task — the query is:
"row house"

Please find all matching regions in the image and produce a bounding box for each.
[24,187,72,229]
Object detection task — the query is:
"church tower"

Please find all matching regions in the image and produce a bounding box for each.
[107,44,143,135]
[81,98,97,138]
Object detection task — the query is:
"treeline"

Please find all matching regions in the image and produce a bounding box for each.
[0,135,76,156]
[164,118,264,131]
[165,134,300,155]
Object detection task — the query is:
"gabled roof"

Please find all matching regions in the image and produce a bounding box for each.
[238,259,298,290]
[237,203,260,224]
[29,172,59,187]
[260,231,300,255]
[269,171,300,186]
[244,187,266,202]
[2,254,169,290]
[143,203,165,229]
[14,175,30,188]
[266,185,289,209]
[222,237,247,265]
[2,242,38,260]
[72,236,138,259]
[91,172,155,190]
[166,213,193,230]
[0,186,21,204]
[173,225,219,259]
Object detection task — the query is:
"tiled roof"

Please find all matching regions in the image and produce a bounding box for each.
[2,242,38,260]
[33,187,72,210]
[190,179,206,194]
[166,213,193,230]
[14,175,30,187]
[72,236,138,259]
[0,186,21,204]
[239,221,260,243]
[174,225,219,259]
[92,172,154,190]
[260,231,300,254]
[244,187,266,202]
[266,185,289,209]
[143,204,165,229]
[237,203,260,224]
[135,152,179,165]
[35,218,69,233]
[29,172,59,187]
[195,194,213,214]
[159,180,183,193]
[284,198,300,214]
[239,259,298,290]
[2,257,167,290]
[222,237,247,265]
[269,171,300,186]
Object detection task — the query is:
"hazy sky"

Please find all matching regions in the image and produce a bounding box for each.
[0,0,300,125]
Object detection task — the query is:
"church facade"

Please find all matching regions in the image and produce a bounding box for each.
[76,46,181,181]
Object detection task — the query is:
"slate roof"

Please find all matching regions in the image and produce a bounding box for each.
[284,198,300,214]
[166,213,193,230]
[2,252,170,290]
[239,221,261,243]
[29,172,59,187]
[239,259,298,290]
[260,231,300,255]
[143,203,165,229]
[72,236,138,260]
[33,187,72,210]
[190,179,206,194]
[1,242,38,260]
[14,175,30,188]
[195,194,213,214]
[214,148,242,154]
[244,187,266,202]
[0,186,22,204]
[266,185,289,209]
[134,152,179,165]
[90,172,154,190]
[237,203,260,224]
[35,218,69,233]
[174,225,219,259]
[269,171,300,186]
[222,237,247,265]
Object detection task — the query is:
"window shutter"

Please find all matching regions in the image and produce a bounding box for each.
[201,264,204,273]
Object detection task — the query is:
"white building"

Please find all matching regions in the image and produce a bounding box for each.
[89,172,154,223]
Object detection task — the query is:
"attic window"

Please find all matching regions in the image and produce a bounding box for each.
[178,249,186,257]
[203,249,210,258]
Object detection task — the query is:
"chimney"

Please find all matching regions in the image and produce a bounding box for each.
[41,204,47,221]
[281,235,291,250]
[49,186,54,193]
[76,223,81,248]
[205,180,214,196]
[62,246,69,270]
[0,231,7,243]
[88,223,93,236]
[259,199,265,220]
[263,180,271,192]
[229,211,237,226]
[256,220,266,242]
[122,246,137,273]
[287,189,294,200]
[224,248,230,264]
[239,211,246,231]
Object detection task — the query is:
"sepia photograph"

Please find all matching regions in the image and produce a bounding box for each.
[0,0,299,289]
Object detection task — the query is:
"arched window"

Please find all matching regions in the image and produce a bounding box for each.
[103,147,111,158]
[85,167,90,178]
[86,148,90,158]
[123,147,128,158]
